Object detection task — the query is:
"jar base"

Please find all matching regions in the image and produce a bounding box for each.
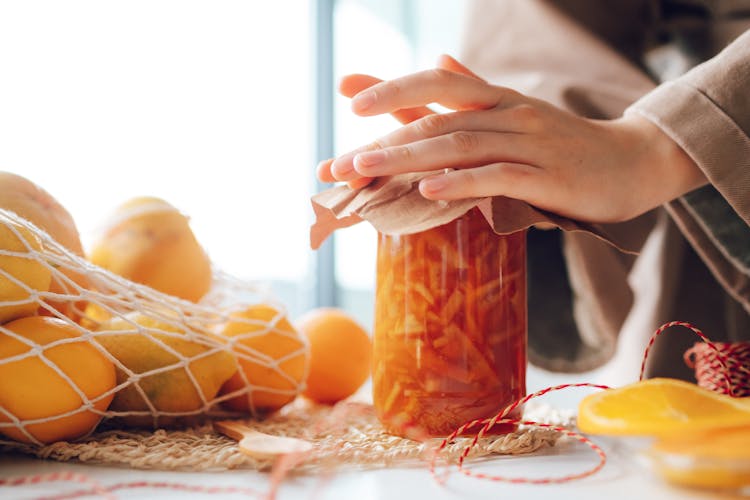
[381,420,520,439]
[379,404,524,439]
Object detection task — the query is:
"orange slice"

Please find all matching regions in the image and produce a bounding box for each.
[648,425,750,490]
[577,378,750,437]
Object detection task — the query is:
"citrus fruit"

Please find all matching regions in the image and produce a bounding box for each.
[648,425,750,490]
[0,316,116,444]
[0,172,89,321]
[0,172,84,256]
[40,271,89,322]
[295,307,372,404]
[577,377,750,437]
[0,219,52,323]
[79,301,113,330]
[89,197,212,303]
[218,304,308,413]
[95,311,237,427]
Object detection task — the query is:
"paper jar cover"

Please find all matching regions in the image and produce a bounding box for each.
[310,172,637,254]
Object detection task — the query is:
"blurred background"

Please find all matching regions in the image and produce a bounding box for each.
[0,0,467,326]
[0,0,603,401]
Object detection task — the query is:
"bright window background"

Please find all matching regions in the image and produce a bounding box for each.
[0,1,313,314]
[0,0,585,398]
[333,0,468,328]
[0,0,471,328]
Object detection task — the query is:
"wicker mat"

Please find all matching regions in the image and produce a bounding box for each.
[0,401,574,472]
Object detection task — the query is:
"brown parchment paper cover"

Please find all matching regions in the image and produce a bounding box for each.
[310,172,637,253]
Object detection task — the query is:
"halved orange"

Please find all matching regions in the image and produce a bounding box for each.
[577,378,750,437]
[648,425,750,490]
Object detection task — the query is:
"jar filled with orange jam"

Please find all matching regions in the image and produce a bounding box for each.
[373,207,527,437]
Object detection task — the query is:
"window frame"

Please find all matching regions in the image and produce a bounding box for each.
[311,0,337,308]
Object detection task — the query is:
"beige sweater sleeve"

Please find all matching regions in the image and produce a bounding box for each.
[459,0,660,371]
[626,29,750,313]
[459,0,656,119]
[460,1,750,372]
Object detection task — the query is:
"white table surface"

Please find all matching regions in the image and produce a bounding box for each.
[0,368,741,500]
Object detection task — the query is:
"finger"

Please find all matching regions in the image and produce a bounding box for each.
[351,69,522,115]
[334,104,542,180]
[353,131,538,177]
[436,54,484,81]
[316,158,336,183]
[346,177,373,190]
[334,105,540,180]
[330,139,389,181]
[317,157,375,189]
[340,74,435,125]
[355,106,542,160]
[418,162,542,201]
[333,64,479,184]
[389,105,435,125]
[339,73,378,97]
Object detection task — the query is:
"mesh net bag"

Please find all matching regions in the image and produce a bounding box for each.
[0,208,309,446]
[0,207,572,476]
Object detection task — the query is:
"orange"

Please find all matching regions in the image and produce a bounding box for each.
[0,316,116,444]
[648,425,750,490]
[0,218,52,323]
[295,308,372,404]
[218,304,308,413]
[577,377,750,437]
[89,197,212,303]
[0,172,89,321]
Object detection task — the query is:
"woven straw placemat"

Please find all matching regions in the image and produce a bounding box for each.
[0,401,573,472]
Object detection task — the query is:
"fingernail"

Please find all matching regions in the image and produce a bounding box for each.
[331,159,353,178]
[354,150,385,170]
[421,175,448,193]
[352,91,376,112]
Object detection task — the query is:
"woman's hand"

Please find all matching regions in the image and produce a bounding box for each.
[318,56,707,223]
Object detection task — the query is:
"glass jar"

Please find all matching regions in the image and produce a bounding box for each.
[372,207,527,437]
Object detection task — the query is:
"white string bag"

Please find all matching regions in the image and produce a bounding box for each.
[0,208,309,446]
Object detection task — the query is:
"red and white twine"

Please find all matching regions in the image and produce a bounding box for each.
[685,343,750,397]
[2,320,748,498]
[428,383,611,486]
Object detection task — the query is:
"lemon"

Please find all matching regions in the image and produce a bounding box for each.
[89,197,212,303]
[0,218,52,323]
[0,172,89,321]
[95,312,237,427]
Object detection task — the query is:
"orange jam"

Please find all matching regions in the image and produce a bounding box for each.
[373,208,527,437]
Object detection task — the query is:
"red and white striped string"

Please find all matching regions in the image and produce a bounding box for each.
[2,320,747,498]
[427,383,611,485]
[423,320,749,486]
[0,472,113,500]
[0,472,266,500]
